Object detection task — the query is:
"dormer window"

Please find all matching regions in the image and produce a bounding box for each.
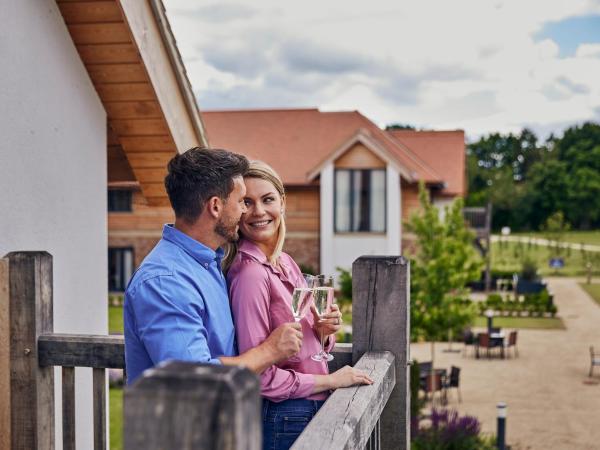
[334,169,386,232]
[108,189,132,212]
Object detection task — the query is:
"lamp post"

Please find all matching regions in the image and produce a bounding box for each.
[496,402,507,450]
[485,308,494,333]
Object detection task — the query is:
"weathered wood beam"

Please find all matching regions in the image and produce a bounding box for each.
[38,334,125,369]
[352,256,410,450]
[292,351,395,450]
[2,252,55,450]
[124,361,261,450]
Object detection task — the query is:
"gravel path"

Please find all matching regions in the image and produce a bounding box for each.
[410,278,600,450]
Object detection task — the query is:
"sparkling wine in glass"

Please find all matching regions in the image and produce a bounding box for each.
[311,275,335,362]
[291,287,313,322]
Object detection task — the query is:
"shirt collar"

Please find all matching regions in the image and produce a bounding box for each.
[162,224,224,266]
[238,239,293,278]
[238,238,268,264]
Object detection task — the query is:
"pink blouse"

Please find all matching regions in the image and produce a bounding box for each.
[227,239,334,402]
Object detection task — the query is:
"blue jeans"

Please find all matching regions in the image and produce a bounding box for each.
[262,399,324,450]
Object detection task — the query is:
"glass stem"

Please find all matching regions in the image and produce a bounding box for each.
[320,330,325,355]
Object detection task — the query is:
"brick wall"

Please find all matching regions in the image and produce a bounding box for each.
[283,236,320,274]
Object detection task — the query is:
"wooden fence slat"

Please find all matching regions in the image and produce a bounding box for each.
[4,251,55,450]
[292,351,395,450]
[93,368,106,450]
[352,256,410,450]
[124,361,261,450]
[0,258,10,450]
[62,367,76,450]
[38,334,124,369]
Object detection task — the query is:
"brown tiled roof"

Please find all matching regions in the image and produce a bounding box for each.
[202,108,456,192]
[387,129,466,196]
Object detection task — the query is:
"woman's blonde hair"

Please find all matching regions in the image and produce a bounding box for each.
[222,160,286,271]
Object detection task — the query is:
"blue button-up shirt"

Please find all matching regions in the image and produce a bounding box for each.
[124,224,236,384]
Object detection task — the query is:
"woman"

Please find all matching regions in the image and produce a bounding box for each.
[225,161,372,450]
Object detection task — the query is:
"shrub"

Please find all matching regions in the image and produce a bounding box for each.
[335,267,352,308]
[412,408,495,450]
[520,256,538,281]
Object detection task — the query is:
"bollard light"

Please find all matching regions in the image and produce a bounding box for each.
[496,402,507,450]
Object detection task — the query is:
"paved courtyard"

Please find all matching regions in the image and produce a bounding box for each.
[410,278,600,450]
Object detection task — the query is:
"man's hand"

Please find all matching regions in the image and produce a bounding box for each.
[264,322,303,364]
[311,303,342,337]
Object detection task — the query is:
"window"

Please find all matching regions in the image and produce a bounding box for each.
[334,169,386,232]
[108,189,132,212]
[108,248,134,292]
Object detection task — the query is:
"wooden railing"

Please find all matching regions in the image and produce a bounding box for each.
[1,252,410,450]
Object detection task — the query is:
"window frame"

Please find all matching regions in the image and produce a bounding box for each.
[107,189,133,213]
[333,168,387,234]
[108,247,134,292]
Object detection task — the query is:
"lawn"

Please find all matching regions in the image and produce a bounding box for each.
[110,388,123,450]
[472,316,565,330]
[580,283,600,307]
[491,239,597,277]
[513,230,600,246]
[109,306,124,334]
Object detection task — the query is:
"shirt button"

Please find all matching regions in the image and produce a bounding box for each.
[204,263,209,268]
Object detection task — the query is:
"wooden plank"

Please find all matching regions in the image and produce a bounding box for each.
[93,368,106,450]
[119,136,175,152]
[110,119,169,136]
[66,23,130,45]
[5,252,54,450]
[124,152,174,169]
[62,367,76,450]
[87,63,148,84]
[38,334,125,369]
[328,343,353,373]
[352,256,411,450]
[104,101,162,119]
[0,258,10,450]
[138,182,167,198]
[77,43,140,64]
[119,0,207,150]
[96,83,156,102]
[134,168,168,184]
[292,352,395,450]
[124,361,261,450]
[145,196,171,207]
[58,1,122,23]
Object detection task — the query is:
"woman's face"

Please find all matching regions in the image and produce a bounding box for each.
[240,177,284,247]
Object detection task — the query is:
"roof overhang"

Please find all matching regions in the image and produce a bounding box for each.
[57,0,208,206]
[306,129,416,182]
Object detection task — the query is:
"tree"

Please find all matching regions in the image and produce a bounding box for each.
[406,183,482,388]
[385,123,416,130]
[540,211,571,257]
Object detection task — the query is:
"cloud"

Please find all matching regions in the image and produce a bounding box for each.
[163,0,600,138]
[170,4,257,22]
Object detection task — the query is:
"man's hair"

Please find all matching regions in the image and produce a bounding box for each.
[164,147,249,223]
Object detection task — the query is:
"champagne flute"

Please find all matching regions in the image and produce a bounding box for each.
[311,275,335,362]
[288,274,314,363]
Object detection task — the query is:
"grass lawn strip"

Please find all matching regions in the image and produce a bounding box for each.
[580,283,600,307]
[110,388,123,450]
[109,306,124,335]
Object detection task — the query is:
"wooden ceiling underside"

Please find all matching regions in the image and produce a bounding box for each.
[57,0,176,206]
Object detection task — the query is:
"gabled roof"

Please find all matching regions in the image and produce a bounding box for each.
[202,109,456,192]
[387,129,466,196]
[57,0,208,205]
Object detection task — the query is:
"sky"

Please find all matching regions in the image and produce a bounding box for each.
[163,0,600,141]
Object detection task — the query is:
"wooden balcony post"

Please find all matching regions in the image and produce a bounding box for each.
[124,360,261,450]
[352,256,410,450]
[1,251,55,450]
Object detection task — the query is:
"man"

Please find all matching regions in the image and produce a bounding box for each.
[124,148,303,384]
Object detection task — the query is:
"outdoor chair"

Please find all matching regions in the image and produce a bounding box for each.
[462,329,475,357]
[476,332,503,358]
[590,346,600,377]
[442,366,462,403]
[424,371,445,405]
[418,361,433,391]
[505,331,519,358]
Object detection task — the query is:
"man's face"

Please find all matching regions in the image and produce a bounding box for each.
[215,176,247,243]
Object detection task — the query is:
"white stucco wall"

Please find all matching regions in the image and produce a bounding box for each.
[433,196,455,221]
[1,2,107,448]
[320,163,402,279]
